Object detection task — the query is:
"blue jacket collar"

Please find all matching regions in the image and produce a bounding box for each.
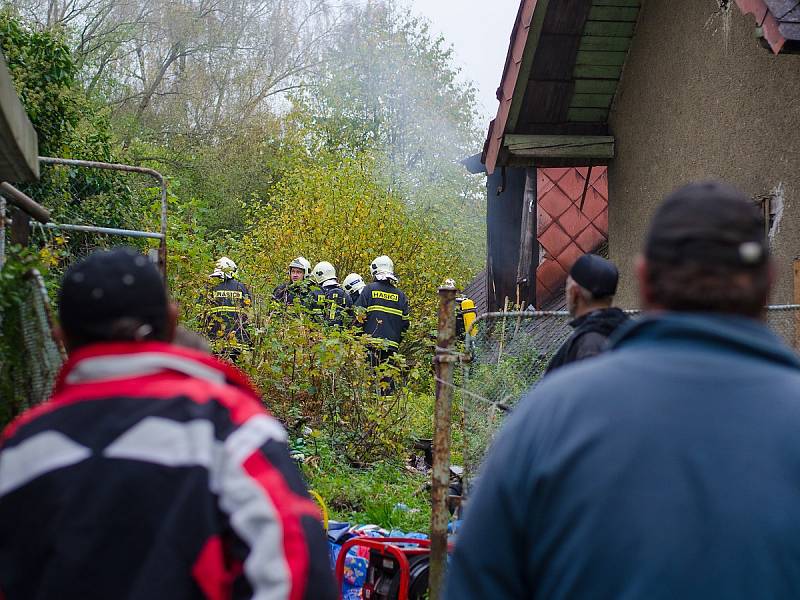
[609,312,800,370]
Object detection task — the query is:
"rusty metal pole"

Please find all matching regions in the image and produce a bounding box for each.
[430,284,457,600]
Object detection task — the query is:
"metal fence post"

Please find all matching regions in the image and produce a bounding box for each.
[430,285,457,600]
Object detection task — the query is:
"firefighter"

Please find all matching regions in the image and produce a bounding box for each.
[342,272,366,303]
[202,256,252,362]
[273,256,311,304]
[308,261,352,326]
[355,255,410,362]
[445,279,477,339]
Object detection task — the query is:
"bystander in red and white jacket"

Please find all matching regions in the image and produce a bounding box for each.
[0,341,335,600]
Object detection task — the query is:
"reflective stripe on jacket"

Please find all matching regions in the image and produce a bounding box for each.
[203,278,252,346]
[308,284,353,326]
[355,281,410,349]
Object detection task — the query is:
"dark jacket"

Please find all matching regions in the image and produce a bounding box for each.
[545,307,629,374]
[447,313,800,600]
[202,277,252,348]
[272,279,311,305]
[309,283,352,326]
[355,280,410,350]
[0,342,335,600]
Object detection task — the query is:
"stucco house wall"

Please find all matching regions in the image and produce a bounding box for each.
[608,0,800,307]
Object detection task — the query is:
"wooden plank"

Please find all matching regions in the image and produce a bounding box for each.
[575,50,628,65]
[588,6,639,21]
[505,134,614,159]
[521,80,573,124]
[532,33,582,80]
[592,0,640,6]
[573,78,618,94]
[516,169,537,308]
[579,35,632,52]
[567,107,610,122]
[516,122,610,136]
[506,133,613,146]
[584,21,636,36]
[574,64,623,79]
[0,54,39,182]
[542,0,594,36]
[509,143,614,159]
[570,93,614,108]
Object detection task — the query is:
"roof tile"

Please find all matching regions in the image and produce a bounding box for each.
[539,221,571,256]
[539,184,572,218]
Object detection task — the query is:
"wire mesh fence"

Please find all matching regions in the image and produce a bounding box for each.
[458,305,800,489]
[1,157,167,423]
[0,269,66,420]
[30,157,167,278]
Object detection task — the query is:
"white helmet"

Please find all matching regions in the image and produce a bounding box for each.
[343,273,366,295]
[312,261,337,286]
[370,255,397,281]
[289,256,311,277]
[211,256,238,279]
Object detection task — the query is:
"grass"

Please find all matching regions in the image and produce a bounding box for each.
[297,434,432,533]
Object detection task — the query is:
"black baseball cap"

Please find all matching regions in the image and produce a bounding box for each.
[570,253,619,298]
[58,247,168,342]
[645,181,767,268]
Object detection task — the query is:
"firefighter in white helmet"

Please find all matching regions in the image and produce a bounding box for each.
[308,261,352,326]
[355,255,410,361]
[342,273,366,302]
[202,256,252,363]
[272,256,311,304]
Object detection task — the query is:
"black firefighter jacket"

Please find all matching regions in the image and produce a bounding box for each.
[202,277,253,348]
[309,284,352,327]
[355,280,410,350]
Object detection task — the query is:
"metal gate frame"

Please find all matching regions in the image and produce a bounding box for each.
[37,157,168,276]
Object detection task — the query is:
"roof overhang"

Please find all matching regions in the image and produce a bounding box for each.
[483,0,638,174]
[484,0,800,175]
[0,52,39,183]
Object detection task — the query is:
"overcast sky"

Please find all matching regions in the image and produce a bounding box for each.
[404,0,521,123]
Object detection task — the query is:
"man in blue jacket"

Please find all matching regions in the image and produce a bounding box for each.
[447,181,800,599]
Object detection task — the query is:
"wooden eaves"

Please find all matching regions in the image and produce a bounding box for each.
[0,51,39,183]
[483,0,644,174]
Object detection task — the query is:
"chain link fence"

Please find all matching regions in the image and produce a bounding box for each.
[32,157,168,277]
[459,305,800,488]
[0,269,66,420]
[1,158,167,423]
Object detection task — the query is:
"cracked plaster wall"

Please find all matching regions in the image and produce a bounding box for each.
[608,0,800,307]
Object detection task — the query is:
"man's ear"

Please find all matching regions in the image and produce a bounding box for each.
[635,255,653,308]
[53,325,70,354]
[166,303,179,343]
